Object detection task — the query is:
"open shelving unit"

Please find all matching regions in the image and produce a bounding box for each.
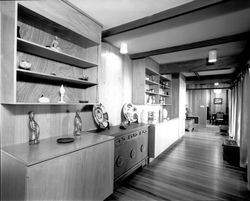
[1,1,102,104]
[17,38,98,69]
[133,58,172,106]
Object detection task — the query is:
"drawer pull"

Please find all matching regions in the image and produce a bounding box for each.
[130,149,136,159]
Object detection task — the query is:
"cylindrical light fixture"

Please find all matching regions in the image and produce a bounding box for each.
[120,42,128,54]
[208,49,217,63]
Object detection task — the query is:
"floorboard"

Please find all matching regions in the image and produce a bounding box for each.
[105,127,250,201]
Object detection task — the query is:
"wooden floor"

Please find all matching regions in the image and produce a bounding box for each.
[105,127,250,201]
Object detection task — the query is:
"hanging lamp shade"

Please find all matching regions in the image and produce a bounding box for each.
[208,50,217,63]
[120,42,128,54]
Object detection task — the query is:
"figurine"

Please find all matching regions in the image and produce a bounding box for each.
[50,36,61,52]
[38,95,50,103]
[74,111,82,136]
[59,84,65,103]
[19,60,31,70]
[28,111,40,145]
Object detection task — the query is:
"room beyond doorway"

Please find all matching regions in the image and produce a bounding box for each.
[186,88,229,128]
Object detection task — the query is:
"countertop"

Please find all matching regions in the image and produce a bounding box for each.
[2,132,114,166]
[87,123,149,137]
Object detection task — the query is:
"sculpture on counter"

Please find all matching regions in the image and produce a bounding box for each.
[120,103,138,129]
[59,84,65,103]
[28,111,40,145]
[74,111,82,136]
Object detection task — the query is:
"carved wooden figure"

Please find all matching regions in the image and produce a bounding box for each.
[28,111,40,145]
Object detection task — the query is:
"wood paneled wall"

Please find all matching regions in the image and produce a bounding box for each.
[99,42,132,126]
[209,89,228,114]
[1,104,97,146]
[186,90,207,126]
[178,74,186,137]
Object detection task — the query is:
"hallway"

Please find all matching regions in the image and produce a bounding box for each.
[106,128,250,201]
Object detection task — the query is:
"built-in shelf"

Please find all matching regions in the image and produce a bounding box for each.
[145,79,160,86]
[18,4,99,48]
[146,68,158,76]
[159,94,171,97]
[17,38,98,69]
[160,85,171,89]
[145,91,158,95]
[17,69,97,88]
[160,74,171,81]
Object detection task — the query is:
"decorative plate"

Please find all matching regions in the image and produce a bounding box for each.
[122,103,138,123]
[93,103,109,129]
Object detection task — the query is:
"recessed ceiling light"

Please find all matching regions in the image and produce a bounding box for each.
[208,50,217,63]
[120,42,128,54]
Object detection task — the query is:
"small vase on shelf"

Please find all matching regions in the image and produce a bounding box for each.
[58,84,65,103]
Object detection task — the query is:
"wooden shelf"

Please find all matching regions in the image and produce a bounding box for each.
[160,74,171,81]
[159,94,171,97]
[145,79,160,86]
[145,91,158,95]
[17,38,98,69]
[146,68,159,76]
[17,69,97,88]
[160,85,171,89]
[18,4,99,48]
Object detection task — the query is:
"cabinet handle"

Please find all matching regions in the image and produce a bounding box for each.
[116,156,124,167]
[130,149,136,159]
[140,144,144,152]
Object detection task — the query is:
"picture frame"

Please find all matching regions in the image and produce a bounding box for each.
[214,98,223,104]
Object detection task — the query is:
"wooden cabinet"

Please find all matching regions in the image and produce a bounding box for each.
[2,133,114,201]
[1,1,102,104]
[132,58,172,106]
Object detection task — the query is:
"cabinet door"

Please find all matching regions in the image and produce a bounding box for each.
[26,140,114,201]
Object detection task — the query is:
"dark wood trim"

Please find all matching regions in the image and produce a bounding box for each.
[194,72,200,78]
[186,87,230,90]
[186,74,233,84]
[102,0,225,38]
[160,55,239,74]
[130,32,249,59]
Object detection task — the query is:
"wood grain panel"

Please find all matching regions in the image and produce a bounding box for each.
[18,0,101,46]
[145,57,159,73]
[26,140,114,201]
[99,42,133,126]
[0,1,17,103]
[186,90,208,126]
[2,151,27,201]
[18,20,98,64]
[132,59,146,105]
[1,104,97,146]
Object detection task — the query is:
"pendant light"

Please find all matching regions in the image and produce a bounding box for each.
[120,42,128,54]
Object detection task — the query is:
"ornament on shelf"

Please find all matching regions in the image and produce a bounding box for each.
[28,111,40,145]
[74,111,82,136]
[17,26,21,38]
[59,84,65,103]
[49,36,61,52]
[79,74,88,81]
[19,60,31,70]
[38,95,50,103]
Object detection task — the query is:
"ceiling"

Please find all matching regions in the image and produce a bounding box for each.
[67,0,250,86]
